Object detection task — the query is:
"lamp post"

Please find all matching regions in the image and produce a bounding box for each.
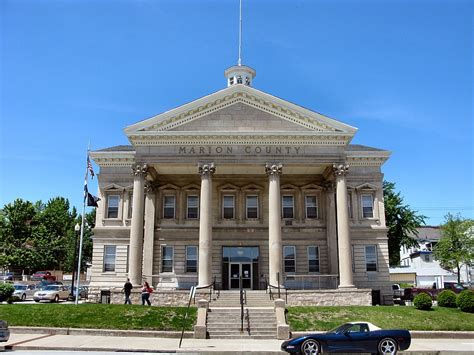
[71,223,80,299]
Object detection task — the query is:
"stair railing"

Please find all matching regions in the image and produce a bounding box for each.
[193,276,219,304]
[267,272,288,303]
[239,275,247,332]
[245,308,250,335]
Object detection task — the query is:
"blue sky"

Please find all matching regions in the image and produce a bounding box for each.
[1,0,472,225]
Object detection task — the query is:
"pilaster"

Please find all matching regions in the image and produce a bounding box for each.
[143,182,156,284]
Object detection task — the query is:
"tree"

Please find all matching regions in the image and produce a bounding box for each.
[434,214,474,283]
[383,181,426,266]
[0,199,40,273]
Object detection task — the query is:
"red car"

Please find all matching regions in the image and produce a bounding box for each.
[31,271,56,281]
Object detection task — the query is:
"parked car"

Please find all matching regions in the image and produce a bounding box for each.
[31,271,56,281]
[0,320,9,342]
[281,322,411,355]
[13,284,37,301]
[443,282,466,293]
[33,284,70,303]
[0,272,13,281]
[37,280,63,290]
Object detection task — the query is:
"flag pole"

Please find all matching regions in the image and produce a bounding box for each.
[75,145,90,305]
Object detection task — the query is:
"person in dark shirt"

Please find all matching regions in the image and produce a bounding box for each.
[123,278,133,304]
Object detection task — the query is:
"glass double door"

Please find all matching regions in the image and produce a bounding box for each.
[229,262,252,289]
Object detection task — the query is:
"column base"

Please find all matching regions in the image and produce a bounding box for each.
[338,284,356,289]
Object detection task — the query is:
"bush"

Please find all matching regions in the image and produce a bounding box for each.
[0,283,15,302]
[437,290,457,308]
[414,292,433,310]
[456,290,474,313]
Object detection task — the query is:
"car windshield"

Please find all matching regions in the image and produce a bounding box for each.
[44,285,60,291]
[327,324,349,334]
[15,285,27,290]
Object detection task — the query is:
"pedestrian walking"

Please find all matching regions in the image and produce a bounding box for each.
[123,278,133,304]
[141,281,153,306]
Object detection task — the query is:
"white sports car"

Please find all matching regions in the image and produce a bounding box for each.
[33,284,70,302]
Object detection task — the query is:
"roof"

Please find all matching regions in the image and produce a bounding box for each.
[409,226,441,241]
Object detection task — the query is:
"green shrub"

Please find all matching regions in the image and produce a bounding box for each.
[0,283,15,302]
[437,290,457,308]
[414,292,433,310]
[456,290,474,313]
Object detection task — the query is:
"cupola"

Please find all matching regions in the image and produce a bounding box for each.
[224,65,256,87]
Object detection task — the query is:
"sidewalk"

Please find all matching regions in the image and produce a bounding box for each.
[2,328,473,354]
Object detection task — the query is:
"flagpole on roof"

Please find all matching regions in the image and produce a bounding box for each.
[75,145,91,305]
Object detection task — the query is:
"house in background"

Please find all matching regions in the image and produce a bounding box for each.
[389,226,472,287]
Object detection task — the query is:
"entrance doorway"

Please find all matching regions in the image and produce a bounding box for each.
[222,246,260,290]
[229,262,252,289]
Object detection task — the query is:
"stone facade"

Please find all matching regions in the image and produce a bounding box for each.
[89,65,393,305]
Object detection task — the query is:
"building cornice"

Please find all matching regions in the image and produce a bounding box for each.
[90,151,135,168]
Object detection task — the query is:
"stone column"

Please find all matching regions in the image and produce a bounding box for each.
[198,162,215,287]
[333,163,355,288]
[265,162,283,286]
[324,182,338,275]
[129,164,148,286]
[142,182,156,284]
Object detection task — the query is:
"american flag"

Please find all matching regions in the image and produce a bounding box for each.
[87,156,95,179]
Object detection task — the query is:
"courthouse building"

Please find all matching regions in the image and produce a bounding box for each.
[89,64,393,304]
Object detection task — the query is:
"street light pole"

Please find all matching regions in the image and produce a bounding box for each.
[71,223,80,299]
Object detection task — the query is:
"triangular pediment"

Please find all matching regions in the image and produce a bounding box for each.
[124,85,357,146]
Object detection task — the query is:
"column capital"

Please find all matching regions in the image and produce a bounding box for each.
[265,162,283,176]
[198,162,216,177]
[322,180,335,192]
[131,163,148,178]
[332,163,349,177]
[144,181,157,194]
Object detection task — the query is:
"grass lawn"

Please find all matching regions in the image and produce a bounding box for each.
[0,304,196,331]
[287,306,474,331]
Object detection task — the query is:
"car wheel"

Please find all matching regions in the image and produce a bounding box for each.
[378,338,398,355]
[54,295,59,303]
[301,339,320,355]
[34,300,39,303]
[21,294,26,301]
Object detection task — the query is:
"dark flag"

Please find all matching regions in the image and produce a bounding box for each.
[87,156,95,179]
[84,181,100,207]
[87,192,100,207]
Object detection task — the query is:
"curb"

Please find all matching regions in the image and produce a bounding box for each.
[10,326,194,338]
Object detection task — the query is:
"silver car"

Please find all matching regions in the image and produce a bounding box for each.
[33,284,70,303]
[13,284,37,301]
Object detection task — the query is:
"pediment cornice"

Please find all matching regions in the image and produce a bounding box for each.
[124,85,357,146]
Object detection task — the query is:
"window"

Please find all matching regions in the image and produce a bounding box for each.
[422,253,432,263]
[245,77,250,85]
[305,196,318,219]
[186,246,198,272]
[365,245,377,271]
[246,195,258,219]
[284,246,296,273]
[103,245,116,272]
[229,77,234,85]
[282,195,294,219]
[223,195,235,219]
[361,194,374,218]
[107,195,119,218]
[163,196,175,219]
[237,75,243,84]
[187,195,199,219]
[308,246,320,272]
[161,246,174,272]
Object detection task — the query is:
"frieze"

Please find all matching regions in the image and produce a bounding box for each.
[178,146,302,155]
